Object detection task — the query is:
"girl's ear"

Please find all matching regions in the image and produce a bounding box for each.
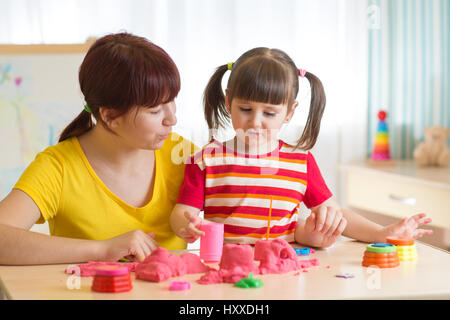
[285,101,298,122]
[99,107,120,128]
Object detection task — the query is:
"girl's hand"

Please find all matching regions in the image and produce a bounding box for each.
[178,211,205,243]
[98,230,158,262]
[381,213,433,241]
[304,205,347,248]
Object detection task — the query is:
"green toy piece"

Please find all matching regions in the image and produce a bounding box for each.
[234,272,263,288]
[366,243,397,254]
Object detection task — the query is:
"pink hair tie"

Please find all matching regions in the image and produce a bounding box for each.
[298,69,307,78]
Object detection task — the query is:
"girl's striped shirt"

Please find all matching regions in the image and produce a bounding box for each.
[176,139,332,244]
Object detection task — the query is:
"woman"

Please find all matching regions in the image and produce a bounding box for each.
[0,32,195,265]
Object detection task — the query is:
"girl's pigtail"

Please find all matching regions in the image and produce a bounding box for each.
[296,71,326,150]
[203,64,230,134]
[59,109,94,142]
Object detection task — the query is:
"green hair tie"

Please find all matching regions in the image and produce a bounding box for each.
[227,62,234,71]
[84,104,91,113]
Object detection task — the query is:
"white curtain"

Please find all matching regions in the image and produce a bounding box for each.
[0,0,369,204]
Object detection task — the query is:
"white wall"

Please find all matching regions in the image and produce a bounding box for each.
[0,0,370,236]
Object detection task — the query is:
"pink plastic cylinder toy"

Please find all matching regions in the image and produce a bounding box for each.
[200,221,224,262]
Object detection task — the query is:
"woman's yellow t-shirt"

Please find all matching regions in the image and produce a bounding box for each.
[13,132,196,250]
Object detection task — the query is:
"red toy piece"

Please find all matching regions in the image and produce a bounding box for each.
[91,266,133,293]
[377,110,387,121]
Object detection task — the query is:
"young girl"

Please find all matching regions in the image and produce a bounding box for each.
[170,47,432,247]
[0,32,196,265]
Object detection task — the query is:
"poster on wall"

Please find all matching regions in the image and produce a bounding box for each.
[0,44,89,200]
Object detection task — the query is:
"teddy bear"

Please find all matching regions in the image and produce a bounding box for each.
[413,126,450,167]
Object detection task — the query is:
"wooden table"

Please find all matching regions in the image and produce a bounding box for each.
[1,239,449,300]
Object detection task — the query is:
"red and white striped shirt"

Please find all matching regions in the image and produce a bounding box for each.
[176,139,332,244]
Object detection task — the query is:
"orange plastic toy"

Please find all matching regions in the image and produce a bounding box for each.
[386,236,414,246]
[362,243,400,268]
[386,237,417,261]
[91,266,133,293]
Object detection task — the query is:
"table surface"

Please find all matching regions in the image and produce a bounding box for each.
[1,239,449,300]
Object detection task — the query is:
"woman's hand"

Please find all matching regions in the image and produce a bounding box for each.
[98,229,158,262]
[178,211,205,243]
[381,213,433,240]
[303,205,347,248]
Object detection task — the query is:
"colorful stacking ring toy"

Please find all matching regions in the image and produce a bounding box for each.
[91,266,133,293]
[386,237,417,261]
[366,243,397,253]
[362,243,399,268]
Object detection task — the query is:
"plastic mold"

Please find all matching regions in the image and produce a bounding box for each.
[386,237,417,261]
[362,243,399,268]
[169,281,191,291]
[91,266,133,293]
[294,247,311,256]
[234,272,263,288]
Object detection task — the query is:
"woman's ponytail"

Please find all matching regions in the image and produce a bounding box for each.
[203,64,230,132]
[59,109,94,142]
[295,71,326,150]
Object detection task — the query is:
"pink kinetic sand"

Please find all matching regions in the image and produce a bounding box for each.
[197,238,319,284]
[65,261,139,277]
[197,243,258,284]
[298,259,319,268]
[255,239,301,274]
[68,239,320,285]
[135,247,210,282]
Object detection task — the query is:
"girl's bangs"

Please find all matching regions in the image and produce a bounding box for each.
[231,58,293,106]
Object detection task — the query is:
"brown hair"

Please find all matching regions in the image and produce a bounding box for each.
[203,47,326,150]
[59,32,180,142]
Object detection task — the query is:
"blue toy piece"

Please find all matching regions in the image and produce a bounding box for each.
[294,247,311,256]
[366,243,397,253]
[377,121,388,133]
[372,243,394,248]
